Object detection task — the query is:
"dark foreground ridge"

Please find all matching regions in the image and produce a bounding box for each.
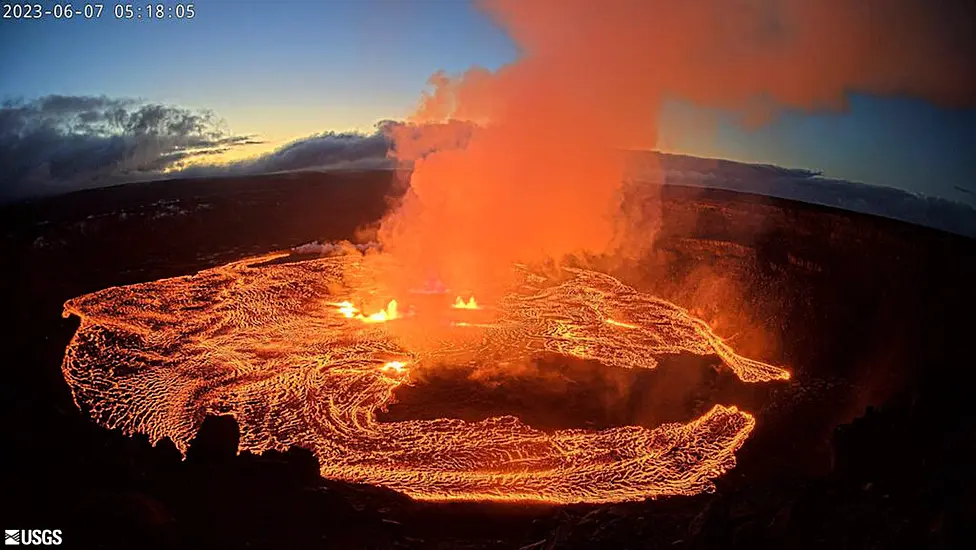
[3,170,973,548]
[6,403,957,549]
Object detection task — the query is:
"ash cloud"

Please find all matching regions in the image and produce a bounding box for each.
[0,95,258,201]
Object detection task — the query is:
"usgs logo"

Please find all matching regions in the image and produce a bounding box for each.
[4,530,62,546]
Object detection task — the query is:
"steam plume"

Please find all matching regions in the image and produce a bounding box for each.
[379,0,975,293]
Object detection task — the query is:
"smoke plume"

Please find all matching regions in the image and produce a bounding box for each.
[379,0,975,294]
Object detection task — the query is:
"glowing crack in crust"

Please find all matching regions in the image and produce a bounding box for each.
[61,251,790,504]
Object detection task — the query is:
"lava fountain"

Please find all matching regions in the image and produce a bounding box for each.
[61,247,789,504]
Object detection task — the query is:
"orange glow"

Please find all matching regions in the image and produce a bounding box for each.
[333,301,359,318]
[332,299,399,324]
[452,296,478,309]
[363,300,399,323]
[61,251,790,504]
[605,318,638,329]
[381,360,409,374]
[452,321,497,328]
[378,0,975,309]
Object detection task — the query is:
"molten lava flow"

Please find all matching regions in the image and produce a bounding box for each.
[363,300,398,323]
[332,299,399,323]
[453,296,478,309]
[61,250,789,504]
[381,361,409,374]
[605,318,639,329]
[333,301,358,318]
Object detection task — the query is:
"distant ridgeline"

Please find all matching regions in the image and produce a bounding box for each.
[5,144,972,238]
[627,151,976,239]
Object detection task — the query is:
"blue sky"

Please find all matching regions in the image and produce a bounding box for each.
[1,0,973,202]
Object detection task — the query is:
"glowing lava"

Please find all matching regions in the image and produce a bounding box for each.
[453,296,479,309]
[381,361,409,374]
[332,299,399,323]
[605,318,639,329]
[61,250,789,504]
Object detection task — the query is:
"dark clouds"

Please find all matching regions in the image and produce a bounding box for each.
[2,94,972,240]
[179,125,396,179]
[180,119,478,178]
[0,95,258,200]
[1,94,971,236]
[0,96,472,201]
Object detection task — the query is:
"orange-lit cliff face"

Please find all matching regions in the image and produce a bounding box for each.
[62,249,788,503]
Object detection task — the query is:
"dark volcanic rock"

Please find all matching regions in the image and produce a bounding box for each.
[185,415,240,465]
[2,170,973,549]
